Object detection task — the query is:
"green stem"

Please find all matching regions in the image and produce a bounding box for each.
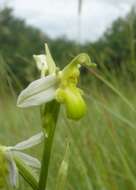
[38,100,60,190]
[14,156,38,190]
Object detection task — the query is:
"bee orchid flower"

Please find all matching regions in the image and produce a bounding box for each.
[17,44,96,120]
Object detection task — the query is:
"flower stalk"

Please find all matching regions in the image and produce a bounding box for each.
[38,100,60,190]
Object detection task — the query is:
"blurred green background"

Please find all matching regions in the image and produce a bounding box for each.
[0,1,136,190]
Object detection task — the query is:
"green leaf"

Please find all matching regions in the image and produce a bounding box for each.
[55,142,70,190]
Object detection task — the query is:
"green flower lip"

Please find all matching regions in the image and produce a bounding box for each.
[17,44,96,120]
[56,85,86,120]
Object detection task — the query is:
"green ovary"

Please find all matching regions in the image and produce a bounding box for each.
[0,149,8,188]
[56,85,86,120]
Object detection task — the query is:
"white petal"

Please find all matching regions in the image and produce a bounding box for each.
[17,74,57,107]
[6,152,19,188]
[13,132,44,151]
[13,151,41,169]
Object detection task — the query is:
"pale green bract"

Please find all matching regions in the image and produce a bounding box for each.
[17,44,96,120]
[0,132,43,189]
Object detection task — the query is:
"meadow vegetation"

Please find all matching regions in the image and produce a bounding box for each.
[0,6,136,190]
